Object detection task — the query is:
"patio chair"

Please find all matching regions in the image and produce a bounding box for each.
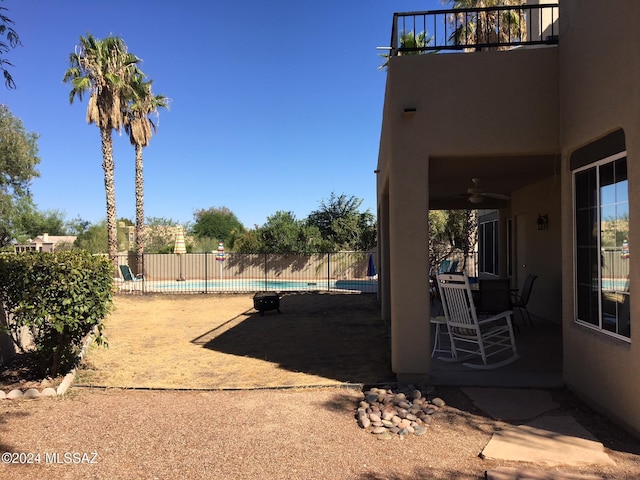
[510,274,538,328]
[436,272,519,369]
[119,264,144,293]
[438,260,451,274]
[477,279,511,314]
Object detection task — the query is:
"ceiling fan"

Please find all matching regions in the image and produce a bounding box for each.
[466,177,510,204]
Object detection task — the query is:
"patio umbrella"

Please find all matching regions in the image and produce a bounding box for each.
[174,226,186,281]
[367,253,377,278]
[215,241,225,277]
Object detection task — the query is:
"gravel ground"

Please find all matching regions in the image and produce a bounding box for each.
[2,294,639,479]
[1,386,639,480]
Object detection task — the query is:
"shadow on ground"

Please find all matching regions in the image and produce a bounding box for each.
[198,292,395,385]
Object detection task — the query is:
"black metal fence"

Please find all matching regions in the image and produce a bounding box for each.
[390,3,559,55]
[115,252,378,294]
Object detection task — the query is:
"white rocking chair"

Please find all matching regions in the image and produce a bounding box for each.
[436,272,520,369]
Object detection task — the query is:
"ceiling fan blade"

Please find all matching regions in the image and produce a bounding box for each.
[483,192,510,200]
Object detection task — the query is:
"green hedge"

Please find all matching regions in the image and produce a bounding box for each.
[0,251,113,377]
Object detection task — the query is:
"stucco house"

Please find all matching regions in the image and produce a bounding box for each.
[376,0,638,436]
[14,233,77,253]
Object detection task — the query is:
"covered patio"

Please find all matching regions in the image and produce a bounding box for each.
[377,1,640,438]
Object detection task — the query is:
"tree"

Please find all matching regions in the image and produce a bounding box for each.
[66,215,91,236]
[74,221,107,254]
[11,198,67,242]
[123,75,169,272]
[0,2,20,90]
[144,216,182,253]
[380,30,433,70]
[429,209,478,272]
[443,0,526,50]
[307,193,376,251]
[192,207,245,246]
[63,34,143,268]
[0,104,40,247]
[233,214,330,254]
[445,209,477,271]
[232,229,264,254]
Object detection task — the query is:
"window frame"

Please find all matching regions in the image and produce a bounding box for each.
[572,150,630,342]
[479,215,499,276]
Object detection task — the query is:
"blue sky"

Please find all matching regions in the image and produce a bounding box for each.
[5,0,442,229]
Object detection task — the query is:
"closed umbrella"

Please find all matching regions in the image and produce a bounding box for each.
[367,253,377,278]
[174,226,186,281]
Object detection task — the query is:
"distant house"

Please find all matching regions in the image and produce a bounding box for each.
[14,233,77,253]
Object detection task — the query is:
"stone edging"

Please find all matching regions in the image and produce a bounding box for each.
[0,328,96,401]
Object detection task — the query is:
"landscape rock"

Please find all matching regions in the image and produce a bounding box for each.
[6,389,24,399]
[23,388,41,399]
[41,387,57,397]
[356,384,444,438]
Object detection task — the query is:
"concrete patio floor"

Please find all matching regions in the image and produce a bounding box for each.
[429,309,563,388]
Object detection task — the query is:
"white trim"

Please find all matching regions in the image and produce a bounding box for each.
[575,319,632,343]
[572,149,630,338]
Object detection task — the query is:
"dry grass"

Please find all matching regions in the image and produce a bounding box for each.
[77,292,395,389]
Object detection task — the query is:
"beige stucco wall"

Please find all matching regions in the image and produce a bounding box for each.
[559,0,640,437]
[379,47,559,165]
[510,176,562,324]
[377,46,560,379]
[377,0,640,437]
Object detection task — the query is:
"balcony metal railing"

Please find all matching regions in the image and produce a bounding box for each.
[389,3,559,56]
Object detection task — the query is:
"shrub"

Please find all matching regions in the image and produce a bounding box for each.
[0,251,113,377]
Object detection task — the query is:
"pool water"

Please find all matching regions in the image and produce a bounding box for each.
[145,279,376,293]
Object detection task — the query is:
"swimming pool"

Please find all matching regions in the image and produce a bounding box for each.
[144,278,377,293]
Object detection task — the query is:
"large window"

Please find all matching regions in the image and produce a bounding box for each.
[479,214,499,275]
[574,153,630,339]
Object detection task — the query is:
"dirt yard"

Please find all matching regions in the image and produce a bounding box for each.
[1,293,640,479]
[77,292,395,389]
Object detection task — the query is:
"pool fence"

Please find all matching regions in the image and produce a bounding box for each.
[115,251,378,294]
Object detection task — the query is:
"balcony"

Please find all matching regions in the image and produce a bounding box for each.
[388,3,558,56]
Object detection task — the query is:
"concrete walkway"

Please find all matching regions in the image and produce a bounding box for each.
[461,388,615,480]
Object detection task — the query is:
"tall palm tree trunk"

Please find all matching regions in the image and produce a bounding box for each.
[134,143,145,274]
[100,127,119,271]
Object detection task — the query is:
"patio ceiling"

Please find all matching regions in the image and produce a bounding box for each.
[428,154,560,210]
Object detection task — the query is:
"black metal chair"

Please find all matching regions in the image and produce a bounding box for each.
[477,278,518,332]
[510,274,538,328]
[477,279,511,315]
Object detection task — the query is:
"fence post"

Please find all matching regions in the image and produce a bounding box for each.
[205,251,208,294]
[264,253,268,291]
[327,252,331,292]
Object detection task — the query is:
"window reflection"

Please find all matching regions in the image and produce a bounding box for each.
[574,156,629,338]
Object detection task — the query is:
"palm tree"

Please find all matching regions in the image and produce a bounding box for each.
[443,0,526,51]
[123,75,169,273]
[63,34,142,268]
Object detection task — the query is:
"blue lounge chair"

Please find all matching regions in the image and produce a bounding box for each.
[119,264,144,293]
[438,260,451,274]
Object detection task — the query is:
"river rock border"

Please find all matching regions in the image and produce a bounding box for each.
[356,384,446,439]
[0,328,97,401]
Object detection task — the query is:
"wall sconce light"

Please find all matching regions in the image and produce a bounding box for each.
[536,214,549,231]
[402,107,417,116]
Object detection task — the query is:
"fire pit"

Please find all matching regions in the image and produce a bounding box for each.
[253,292,281,316]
